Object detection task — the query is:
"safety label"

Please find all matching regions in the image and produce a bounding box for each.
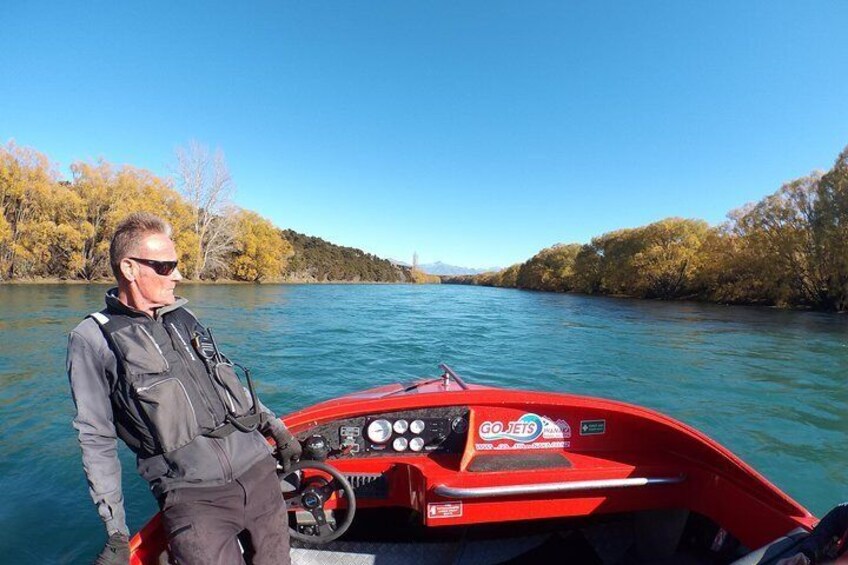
[427,501,463,519]
[579,420,606,436]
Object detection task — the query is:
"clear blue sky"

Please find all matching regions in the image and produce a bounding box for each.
[2,2,846,269]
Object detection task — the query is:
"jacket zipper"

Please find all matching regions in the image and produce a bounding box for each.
[139,325,170,371]
[169,323,196,361]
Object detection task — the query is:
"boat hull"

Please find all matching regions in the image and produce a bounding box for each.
[130,378,815,563]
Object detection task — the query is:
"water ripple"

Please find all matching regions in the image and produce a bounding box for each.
[0,284,846,561]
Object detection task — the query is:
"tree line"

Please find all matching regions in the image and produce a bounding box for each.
[445,145,848,312]
[0,141,280,282]
[0,141,438,285]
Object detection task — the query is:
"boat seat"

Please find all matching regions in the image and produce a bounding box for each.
[730,528,808,565]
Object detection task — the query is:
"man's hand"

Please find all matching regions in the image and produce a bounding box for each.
[271,425,302,472]
[93,531,129,565]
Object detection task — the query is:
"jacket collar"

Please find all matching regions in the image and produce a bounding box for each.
[105,287,188,320]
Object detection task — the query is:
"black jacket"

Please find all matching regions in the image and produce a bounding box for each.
[67,289,281,535]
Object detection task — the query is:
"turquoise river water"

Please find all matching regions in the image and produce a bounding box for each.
[0,284,846,563]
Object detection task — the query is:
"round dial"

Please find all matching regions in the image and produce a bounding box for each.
[392,437,409,451]
[409,437,425,452]
[393,419,409,434]
[410,419,426,434]
[367,419,393,444]
[452,416,468,433]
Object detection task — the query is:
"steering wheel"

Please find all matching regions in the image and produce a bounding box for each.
[278,460,357,544]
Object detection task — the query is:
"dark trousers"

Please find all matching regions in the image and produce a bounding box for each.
[160,457,291,565]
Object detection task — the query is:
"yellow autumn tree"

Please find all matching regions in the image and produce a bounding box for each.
[16,182,87,278]
[631,218,709,298]
[230,210,293,282]
[69,161,198,279]
[515,243,581,291]
[0,142,90,279]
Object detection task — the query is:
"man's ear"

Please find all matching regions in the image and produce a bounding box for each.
[120,258,136,282]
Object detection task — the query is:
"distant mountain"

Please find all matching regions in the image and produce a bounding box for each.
[282,230,411,282]
[418,262,501,276]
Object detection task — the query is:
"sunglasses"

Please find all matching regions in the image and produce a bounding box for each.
[130,257,179,276]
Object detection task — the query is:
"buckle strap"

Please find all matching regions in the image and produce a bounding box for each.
[203,413,264,438]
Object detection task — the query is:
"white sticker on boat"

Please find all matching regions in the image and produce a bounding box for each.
[478,413,571,443]
[474,440,570,451]
[428,502,462,519]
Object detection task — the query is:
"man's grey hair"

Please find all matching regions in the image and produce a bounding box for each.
[110,212,173,280]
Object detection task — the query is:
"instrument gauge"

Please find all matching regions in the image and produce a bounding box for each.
[367,419,393,444]
[452,416,468,434]
[393,419,409,434]
[392,437,409,451]
[410,419,426,434]
[409,437,425,452]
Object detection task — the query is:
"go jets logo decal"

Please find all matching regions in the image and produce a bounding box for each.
[478,413,570,443]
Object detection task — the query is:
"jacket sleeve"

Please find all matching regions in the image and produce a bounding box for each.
[798,501,848,562]
[255,394,290,436]
[67,330,129,536]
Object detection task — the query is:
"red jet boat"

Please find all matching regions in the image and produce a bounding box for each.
[130,365,817,564]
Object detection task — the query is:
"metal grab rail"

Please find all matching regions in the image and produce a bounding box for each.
[438,363,470,390]
[433,475,686,499]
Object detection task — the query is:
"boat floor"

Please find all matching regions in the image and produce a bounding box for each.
[291,532,720,565]
[288,509,751,565]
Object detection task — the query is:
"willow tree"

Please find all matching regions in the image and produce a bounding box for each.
[631,218,709,298]
[694,225,765,304]
[0,142,63,279]
[230,210,293,282]
[515,243,581,291]
[497,264,521,287]
[812,147,848,310]
[69,161,197,280]
[570,228,647,295]
[727,173,827,307]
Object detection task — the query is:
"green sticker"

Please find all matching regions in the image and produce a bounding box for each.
[580,420,606,436]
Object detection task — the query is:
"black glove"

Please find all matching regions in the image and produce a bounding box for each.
[93,531,129,565]
[271,425,302,472]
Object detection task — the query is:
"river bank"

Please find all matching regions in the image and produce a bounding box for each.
[0,277,421,285]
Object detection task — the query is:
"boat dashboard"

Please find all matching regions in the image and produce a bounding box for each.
[297,407,470,459]
[279,388,812,551]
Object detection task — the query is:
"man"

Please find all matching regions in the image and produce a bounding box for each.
[67,212,301,564]
[776,502,848,565]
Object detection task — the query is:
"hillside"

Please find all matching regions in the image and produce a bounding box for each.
[282,229,411,283]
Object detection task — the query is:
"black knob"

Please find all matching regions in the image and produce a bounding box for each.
[303,434,331,461]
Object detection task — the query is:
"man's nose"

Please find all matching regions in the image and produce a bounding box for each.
[171,267,183,282]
